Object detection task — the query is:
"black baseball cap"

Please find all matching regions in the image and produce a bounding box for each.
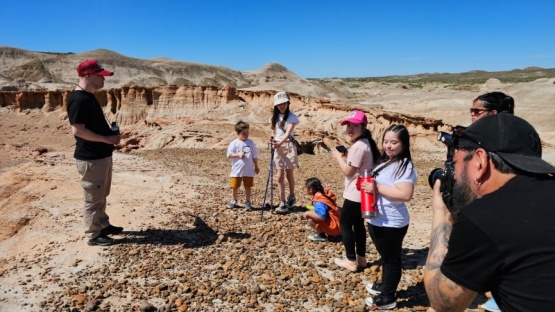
[457,113,555,174]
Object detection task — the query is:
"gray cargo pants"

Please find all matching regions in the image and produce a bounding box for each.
[76,157,112,239]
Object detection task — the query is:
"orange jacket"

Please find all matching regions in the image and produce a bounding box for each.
[312,188,341,236]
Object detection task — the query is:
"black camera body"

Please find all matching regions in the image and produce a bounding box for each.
[428,126,466,209]
[428,159,455,208]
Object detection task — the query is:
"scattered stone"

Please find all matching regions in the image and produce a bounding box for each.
[3,145,444,310]
[177,304,188,311]
[84,299,100,311]
[140,301,156,312]
[71,295,86,304]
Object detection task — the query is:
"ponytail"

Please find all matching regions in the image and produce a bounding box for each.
[356,128,380,163]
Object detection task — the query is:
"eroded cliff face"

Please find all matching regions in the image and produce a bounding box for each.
[0,85,448,153]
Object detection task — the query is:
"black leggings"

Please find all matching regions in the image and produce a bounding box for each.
[367,223,408,297]
[340,199,366,261]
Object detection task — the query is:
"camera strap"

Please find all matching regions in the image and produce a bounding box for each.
[371,160,394,178]
[279,126,293,142]
[279,125,295,142]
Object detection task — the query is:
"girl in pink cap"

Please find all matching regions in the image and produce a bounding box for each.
[332,110,380,272]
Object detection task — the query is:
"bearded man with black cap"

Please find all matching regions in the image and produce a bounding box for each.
[67,59,122,246]
[424,113,555,311]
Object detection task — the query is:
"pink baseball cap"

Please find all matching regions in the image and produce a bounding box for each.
[77,59,114,77]
[340,110,368,126]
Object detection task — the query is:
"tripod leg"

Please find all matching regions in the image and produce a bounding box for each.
[260,148,274,221]
[260,162,272,221]
[270,148,275,213]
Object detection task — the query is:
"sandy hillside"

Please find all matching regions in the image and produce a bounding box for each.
[1,55,555,311]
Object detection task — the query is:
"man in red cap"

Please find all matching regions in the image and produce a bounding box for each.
[67,59,122,246]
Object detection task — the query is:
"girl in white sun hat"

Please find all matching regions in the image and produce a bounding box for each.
[270,91,299,214]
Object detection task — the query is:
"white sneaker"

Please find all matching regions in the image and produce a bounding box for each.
[275,201,289,214]
[365,294,397,310]
[244,201,253,211]
[308,233,327,242]
[227,199,237,209]
[365,283,382,296]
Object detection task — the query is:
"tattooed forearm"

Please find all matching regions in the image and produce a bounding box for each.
[425,271,475,312]
[426,221,452,270]
[424,221,475,311]
[428,270,456,310]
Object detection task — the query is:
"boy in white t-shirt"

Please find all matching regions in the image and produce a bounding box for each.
[226,121,260,211]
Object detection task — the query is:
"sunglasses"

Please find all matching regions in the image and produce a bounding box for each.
[469,108,492,115]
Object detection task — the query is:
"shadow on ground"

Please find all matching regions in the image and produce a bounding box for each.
[113,214,251,248]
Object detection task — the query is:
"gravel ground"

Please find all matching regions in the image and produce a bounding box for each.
[23,148,486,311]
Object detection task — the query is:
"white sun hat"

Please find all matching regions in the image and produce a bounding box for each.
[274,91,290,106]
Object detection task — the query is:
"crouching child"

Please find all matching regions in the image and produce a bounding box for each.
[303,177,341,242]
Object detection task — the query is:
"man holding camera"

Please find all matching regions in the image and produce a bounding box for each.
[424,113,555,311]
[67,59,122,246]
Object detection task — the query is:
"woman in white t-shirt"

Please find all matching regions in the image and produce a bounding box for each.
[361,124,417,310]
[270,91,300,214]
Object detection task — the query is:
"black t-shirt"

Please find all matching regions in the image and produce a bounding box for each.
[441,175,555,312]
[67,90,113,160]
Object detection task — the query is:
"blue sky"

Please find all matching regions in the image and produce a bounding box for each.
[2,0,554,78]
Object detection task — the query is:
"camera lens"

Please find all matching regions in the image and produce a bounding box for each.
[428,168,445,189]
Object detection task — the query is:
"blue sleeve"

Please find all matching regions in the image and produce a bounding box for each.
[313,202,329,218]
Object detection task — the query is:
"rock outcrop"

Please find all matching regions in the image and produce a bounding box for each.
[0,86,448,154]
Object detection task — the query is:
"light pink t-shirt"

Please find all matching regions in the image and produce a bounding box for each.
[343,139,375,202]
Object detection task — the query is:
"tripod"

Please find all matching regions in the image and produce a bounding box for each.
[260,144,275,221]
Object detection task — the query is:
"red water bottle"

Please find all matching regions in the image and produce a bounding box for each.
[356,169,376,219]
